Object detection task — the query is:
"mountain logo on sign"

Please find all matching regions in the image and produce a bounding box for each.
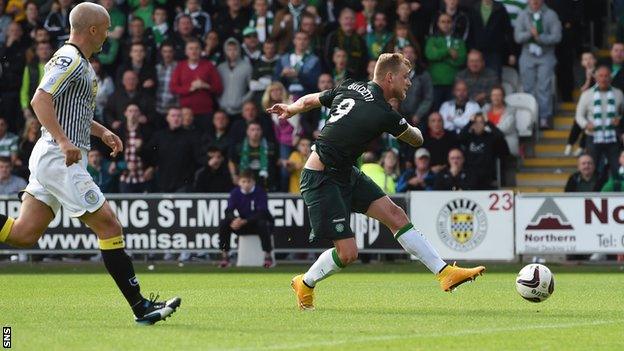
[526,198,573,230]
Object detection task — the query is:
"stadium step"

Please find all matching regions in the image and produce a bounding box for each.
[542,129,569,139]
[554,116,574,130]
[560,102,576,112]
[515,172,569,187]
[523,157,576,168]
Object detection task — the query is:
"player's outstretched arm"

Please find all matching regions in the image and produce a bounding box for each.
[31,89,81,166]
[397,125,424,147]
[266,92,323,119]
[91,120,124,157]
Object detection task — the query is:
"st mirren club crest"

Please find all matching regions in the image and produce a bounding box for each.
[437,198,487,251]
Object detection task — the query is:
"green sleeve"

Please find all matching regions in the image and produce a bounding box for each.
[601,178,614,192]
[450,40,467,67]
[20,67,30,110]
[424,37,449,62]
[97,39,119,65]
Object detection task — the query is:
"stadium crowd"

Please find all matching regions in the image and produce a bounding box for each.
[0,0,620,197]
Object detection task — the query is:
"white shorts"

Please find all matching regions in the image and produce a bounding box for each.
[23,139,105,217]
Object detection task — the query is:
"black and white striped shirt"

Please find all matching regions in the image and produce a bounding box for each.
[38,43,97,150]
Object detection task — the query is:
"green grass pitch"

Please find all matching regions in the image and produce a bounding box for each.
[1,263,622,350]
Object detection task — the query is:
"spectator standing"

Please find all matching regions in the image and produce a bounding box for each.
[0,117,18,164]
[330,48,349,85]
[229,100,275,146]
[218,170,274,268]
[470,0,514,75]
[193,146,234,193]
[301,73,333,140]
[228,121,276,190]
[300,12,322,57]
[422,112,459,174]
[176,0,211,37]
[155,43,178,123]
[114,104,152,193]
[566,51,596,156]
[217,37,253,118]
[439,80,481,134]
[455,49,499,106]
[482,86,519,155]
[248,0,274,43]
[170,39,223,129]
[365,11,392,60]
[168,15,196,61]
[426,13,467,109]
[575,65,624,179]
[241,27,262,61]
[86,150,117,194]
[116,43,157,96]
[0,157,26,195]
[274,31,321,99]
[0,22,27,133]
[324,8,368,80]
[250,40,279,107]
[99,0,125,42]
[285,137,311,194]
[434,148,475,190]
[14,118,40,179]
[202,110,232,154]
[548,0,583,102]
[263,82,301,191]
[400,45,433,128]
[397,148,436,192]
[601,151,624,191]
[514,0,562,129]
[203,31,222,65]
[360,152,393,194]
[383,22,418,54]
[122,17,157,63]
[605,42,624,93]
[564,154,606,192]
[144,107,202,192]
[44,0,72,47]
[104,70,155,129]
[212,0,251,43]
[151,6,171,47]
[20,41,52,120]
[21,1,40,42]
[434,0,472,41]
[355,0,377,35]
[92,58,115,125]
[271,0,307,54]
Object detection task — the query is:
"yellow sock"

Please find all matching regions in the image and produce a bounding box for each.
[98,235,125,250]
[0,216,15,242]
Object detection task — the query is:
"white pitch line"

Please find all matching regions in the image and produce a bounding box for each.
[223,319,624,351]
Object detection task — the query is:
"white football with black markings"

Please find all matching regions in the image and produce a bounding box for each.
[515,264,554,303]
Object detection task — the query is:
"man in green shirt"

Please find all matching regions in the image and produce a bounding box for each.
[268,53,485,311]
[20,41,52,120]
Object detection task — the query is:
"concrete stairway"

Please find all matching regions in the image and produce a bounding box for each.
[513,101,578,193]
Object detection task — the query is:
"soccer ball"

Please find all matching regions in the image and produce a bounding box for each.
[515,264,554,302]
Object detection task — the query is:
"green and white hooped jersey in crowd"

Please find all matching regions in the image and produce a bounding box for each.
[37,43,98,150]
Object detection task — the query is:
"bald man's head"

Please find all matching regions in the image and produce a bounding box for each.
[69,2,110,56]
[70,2,110,33]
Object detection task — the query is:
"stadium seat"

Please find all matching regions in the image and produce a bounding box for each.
[502,66,520,94]
[506,93,538,137]
[236,235,275,267]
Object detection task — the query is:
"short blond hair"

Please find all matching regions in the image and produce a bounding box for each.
[374,53,411,80]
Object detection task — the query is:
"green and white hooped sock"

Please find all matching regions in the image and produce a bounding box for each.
[302,248,345,288]
[395,223,447,274]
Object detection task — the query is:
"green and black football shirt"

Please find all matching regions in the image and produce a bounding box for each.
[315,79,409,170]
